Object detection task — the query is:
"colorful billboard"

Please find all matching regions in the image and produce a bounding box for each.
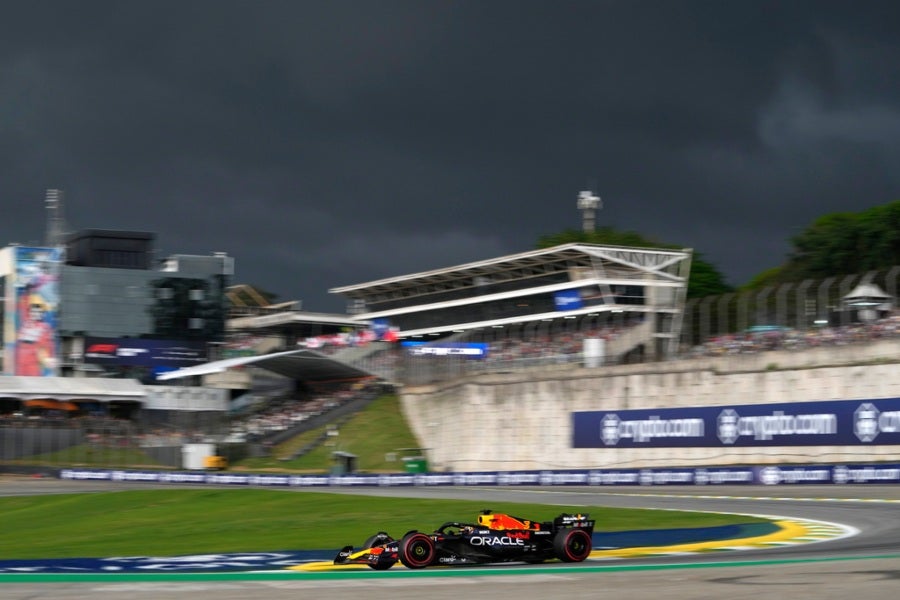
[3,246,62,376]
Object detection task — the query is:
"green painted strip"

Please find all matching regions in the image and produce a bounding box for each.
[2,553,898,583]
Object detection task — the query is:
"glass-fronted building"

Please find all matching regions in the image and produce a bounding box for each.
[1,229,233,382]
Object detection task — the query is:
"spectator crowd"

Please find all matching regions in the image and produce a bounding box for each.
[690,315,900,357]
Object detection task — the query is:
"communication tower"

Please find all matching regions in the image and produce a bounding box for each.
[577,190,602,233]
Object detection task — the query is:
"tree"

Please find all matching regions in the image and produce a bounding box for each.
[765,200,900,283]
[536,228,732,298]
[789,212,862,277]
[741,265,785,290]
[687,254,732,298]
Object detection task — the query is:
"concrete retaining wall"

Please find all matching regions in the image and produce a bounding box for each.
[400,338,900,471]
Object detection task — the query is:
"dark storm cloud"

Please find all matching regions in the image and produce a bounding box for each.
[2,0,900,311]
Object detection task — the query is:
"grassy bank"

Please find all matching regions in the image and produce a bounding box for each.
[234,393,422,472]
[0,488,769,559]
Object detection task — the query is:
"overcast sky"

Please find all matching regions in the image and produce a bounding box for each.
[2,1,899,313]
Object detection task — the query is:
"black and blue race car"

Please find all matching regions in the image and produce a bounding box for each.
[334,509,594,570]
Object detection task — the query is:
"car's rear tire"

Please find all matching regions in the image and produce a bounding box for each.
[363,532,396,570]
[399,532,436,569]
[552,528,592,562]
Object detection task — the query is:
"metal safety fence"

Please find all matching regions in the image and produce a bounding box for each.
[0,382,390,473]
[682,268,900,354]
[0,411,230,473]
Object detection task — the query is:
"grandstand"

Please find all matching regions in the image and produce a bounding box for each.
[330,243,693,366]
[226,305,363,350]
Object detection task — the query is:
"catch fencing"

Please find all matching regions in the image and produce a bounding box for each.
[0,411,229,473]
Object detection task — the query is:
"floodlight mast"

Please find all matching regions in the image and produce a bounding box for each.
[577,190,601,233]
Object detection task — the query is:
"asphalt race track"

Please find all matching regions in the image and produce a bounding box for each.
[2,478,899,599]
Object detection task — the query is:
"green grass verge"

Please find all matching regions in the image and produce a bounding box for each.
[0,488,769,559]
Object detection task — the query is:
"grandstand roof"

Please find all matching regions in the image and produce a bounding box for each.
[329,242,691,303]
[0,377,147,402]
[156,348,375,384]
[227,310,363,335]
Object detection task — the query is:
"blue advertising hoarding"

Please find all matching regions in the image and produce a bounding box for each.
[553,289,583,311]
[59,461,900,486]
[573,397,900,447]
[401,341,489,358]
[83,337,208,368]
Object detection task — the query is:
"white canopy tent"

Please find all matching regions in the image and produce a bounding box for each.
[841,282,894,323]
[842,283,893,307]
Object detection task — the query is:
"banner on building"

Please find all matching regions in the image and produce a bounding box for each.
[82,337,208,368]
[3,246,62,376]
[553,289,583,311]
[402,341,489,358]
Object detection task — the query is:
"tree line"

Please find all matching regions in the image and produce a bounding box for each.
[537,200,900,299]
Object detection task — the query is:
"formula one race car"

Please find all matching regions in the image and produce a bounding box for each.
[333,509,594,570]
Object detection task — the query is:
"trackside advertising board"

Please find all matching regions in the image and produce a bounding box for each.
[572,398,900,448]
[58,463,900,486]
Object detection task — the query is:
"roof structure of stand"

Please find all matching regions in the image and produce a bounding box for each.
[330,242,691,304]
[0,377,147,402]
[329,243,693,347]
[155,348,375,384]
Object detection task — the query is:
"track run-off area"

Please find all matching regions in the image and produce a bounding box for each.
[2,480,899,599]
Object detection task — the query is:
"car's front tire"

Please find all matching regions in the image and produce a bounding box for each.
[552,528,592,562]
[399,532,436,569]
